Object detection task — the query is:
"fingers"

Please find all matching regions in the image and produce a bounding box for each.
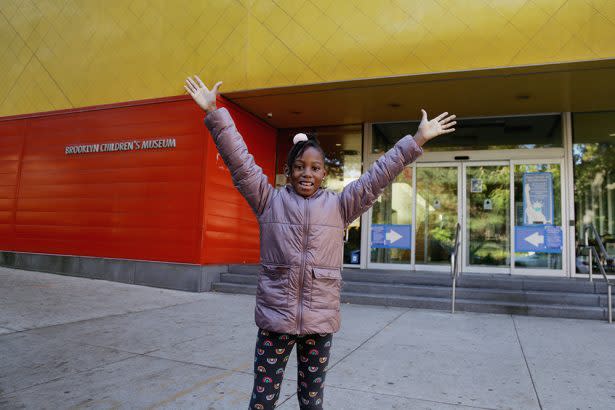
[442,114,456,124]
[434,112,448,121]
[186,76,199,92]
[420,109,427,122]
[185,76,222,96]
[212,81,223,95]
[195,75,206,89]
[442,120,457,129]
[441,127,456,134]
[184,78,197,94]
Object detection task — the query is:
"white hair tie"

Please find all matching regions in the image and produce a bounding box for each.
[293,133,308,145]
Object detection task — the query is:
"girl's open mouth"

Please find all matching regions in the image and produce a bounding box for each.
[299,181,314,187]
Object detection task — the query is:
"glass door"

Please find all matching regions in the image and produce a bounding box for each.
[414,164,460,269]
[512,161,566,274]
[365,160,567,276]
[463,163,511,273]
[369,167,414,266]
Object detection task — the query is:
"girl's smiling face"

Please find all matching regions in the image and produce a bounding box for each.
[289,147,326,197]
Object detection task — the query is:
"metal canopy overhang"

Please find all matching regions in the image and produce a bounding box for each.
[223,59,615,128]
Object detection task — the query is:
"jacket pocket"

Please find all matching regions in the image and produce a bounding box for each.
[256,264,291,309]
[310,267,342,311]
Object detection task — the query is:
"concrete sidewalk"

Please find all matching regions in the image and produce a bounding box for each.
[0,267,614,410]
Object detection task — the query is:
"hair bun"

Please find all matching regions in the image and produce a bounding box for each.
[293,133,308,145]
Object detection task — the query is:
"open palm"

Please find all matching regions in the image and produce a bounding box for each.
[184,76,222,113]
[416,109,456,145]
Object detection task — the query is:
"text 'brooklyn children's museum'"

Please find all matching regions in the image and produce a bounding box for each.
[65,138,177,155]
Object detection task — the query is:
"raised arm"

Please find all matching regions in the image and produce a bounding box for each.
[339,110,456,225]
[185,76,273,217]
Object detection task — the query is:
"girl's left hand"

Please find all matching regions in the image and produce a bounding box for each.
[414,109,457,147]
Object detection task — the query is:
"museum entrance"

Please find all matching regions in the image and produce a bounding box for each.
[368,158,567,276]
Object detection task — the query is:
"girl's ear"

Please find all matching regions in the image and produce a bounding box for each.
[283,164,289,177]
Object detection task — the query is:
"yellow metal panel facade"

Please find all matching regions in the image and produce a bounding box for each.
[1,0,615,116]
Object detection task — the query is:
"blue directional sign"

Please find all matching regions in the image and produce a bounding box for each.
[515,225,562,253]
[371,224,411,249]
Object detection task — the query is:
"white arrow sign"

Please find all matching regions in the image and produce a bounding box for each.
[524,232,544,247]
[386,229,403,244]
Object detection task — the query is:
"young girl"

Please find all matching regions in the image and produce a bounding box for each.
[184,76,456,410]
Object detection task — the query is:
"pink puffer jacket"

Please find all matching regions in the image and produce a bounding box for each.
[205,108,423,334]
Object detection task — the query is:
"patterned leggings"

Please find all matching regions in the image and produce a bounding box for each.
[248,328,332,410]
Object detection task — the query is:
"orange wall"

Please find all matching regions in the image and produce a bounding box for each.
[0,97,276,264]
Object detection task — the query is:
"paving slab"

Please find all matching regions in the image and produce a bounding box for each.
[276,385,491,410]
[0,332,136,396]
[0,327,14,335]
[512,315,615,410]
[0,354,295,409]
[25,295,250,355]
[2,267,615,409]
[0,267,207,331]
[326,310,540,410]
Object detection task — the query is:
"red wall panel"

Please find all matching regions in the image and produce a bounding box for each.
[0,96,276,265]
[0,121,26,246]
[200,99,276,264]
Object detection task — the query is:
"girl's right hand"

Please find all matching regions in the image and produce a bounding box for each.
[184,76,222,114]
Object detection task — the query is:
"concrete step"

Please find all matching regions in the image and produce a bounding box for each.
[228,265,259,275]
[224,265,607,294]
[211,283,607,320]
[218,273,611,307]
[343,271,601,294]
[341,292,607,320]
[212,282,256,295]
[220,273,257,285]
[216,266,614,320]
[342,281,604,307]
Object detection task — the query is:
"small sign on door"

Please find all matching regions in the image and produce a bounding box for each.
[483,198,493,210]
[471,178,483,193]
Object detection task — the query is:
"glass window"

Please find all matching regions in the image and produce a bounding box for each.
[513,163,563,270]
[572,112,615,274]
[370,168,413,264]
[372,115,562,154]
[276,124,363,265]
[466,165,510,267]
[415,167,458,265]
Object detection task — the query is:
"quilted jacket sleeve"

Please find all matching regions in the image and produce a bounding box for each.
[339,135,423,225]
[204,107,274,217]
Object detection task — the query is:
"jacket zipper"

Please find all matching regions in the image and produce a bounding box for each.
[297,197,309,334]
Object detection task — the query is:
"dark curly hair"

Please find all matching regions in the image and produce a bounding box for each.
[285,135,325,176]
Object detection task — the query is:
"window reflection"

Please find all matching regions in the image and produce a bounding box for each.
[372,115,562,153]
[370,168,413,264]
[572,112,615,274]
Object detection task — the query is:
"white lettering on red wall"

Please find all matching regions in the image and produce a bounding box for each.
[65,138,176,155]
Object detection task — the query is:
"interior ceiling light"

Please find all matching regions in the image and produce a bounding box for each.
[267,112,273,118]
